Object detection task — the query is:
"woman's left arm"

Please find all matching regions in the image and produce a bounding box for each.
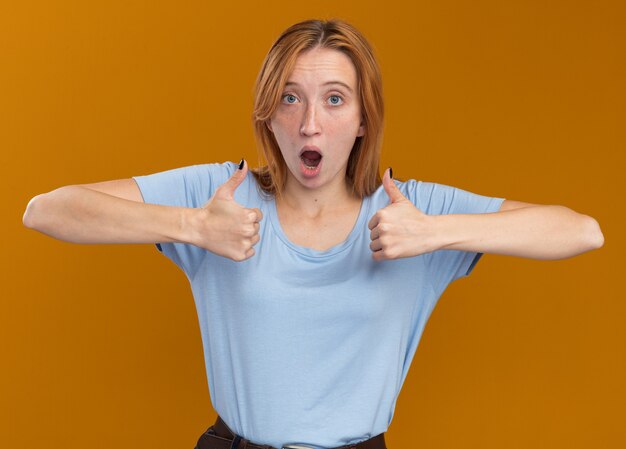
[368,170,604,261]
[434,199,604,260]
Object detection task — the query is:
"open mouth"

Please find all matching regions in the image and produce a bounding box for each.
[300,150,322,169]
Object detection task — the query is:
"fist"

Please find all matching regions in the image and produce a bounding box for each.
[189,160,262,261]
[368,168,437,261]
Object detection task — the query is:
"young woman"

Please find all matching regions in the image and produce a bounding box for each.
[23,19,603,449]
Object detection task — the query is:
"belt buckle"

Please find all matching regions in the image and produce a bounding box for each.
[282,445,316,449]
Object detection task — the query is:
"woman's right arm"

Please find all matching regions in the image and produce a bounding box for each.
[22,179,189,245]
[22,161,262,261]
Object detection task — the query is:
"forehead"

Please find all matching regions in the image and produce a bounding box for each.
[286,47,357,87]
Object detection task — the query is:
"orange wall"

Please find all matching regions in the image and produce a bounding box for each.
[3,1,624,448]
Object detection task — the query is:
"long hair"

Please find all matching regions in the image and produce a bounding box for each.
[251,19,384,198]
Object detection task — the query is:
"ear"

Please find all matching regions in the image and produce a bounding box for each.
[266,120,273,133]
[357,120,365,137]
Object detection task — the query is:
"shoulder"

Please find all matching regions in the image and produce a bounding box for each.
[152,160,263,189]
[132,161,264,207]
[133,161,238,185]
[367,178,428,208]
[367,178,503,215]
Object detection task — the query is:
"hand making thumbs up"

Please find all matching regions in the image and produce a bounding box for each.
[187,159,262,261]
[368,168,436,261]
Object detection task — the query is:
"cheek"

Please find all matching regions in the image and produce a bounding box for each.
[333,109,361,130]
[271,118,300,158]
[330,116,361,142]
[272,115,299,138]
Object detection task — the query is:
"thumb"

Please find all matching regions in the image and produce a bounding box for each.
[382,167,407,203]
[215,159,248,200]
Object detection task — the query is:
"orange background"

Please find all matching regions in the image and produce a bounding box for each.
[3,1,624,448]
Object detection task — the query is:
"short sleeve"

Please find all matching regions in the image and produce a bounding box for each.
[402,180,505,295]
[132,162,236,279]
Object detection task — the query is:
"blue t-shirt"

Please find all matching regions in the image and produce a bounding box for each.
[133,161,504,449]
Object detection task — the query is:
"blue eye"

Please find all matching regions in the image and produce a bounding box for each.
[328,95,343,105]
[283,94,297,104]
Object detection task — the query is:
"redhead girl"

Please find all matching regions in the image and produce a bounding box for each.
[23,19,603,449]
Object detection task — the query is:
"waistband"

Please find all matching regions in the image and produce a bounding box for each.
[195,415,387,449]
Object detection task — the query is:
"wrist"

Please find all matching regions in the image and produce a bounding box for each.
[428,214,457,252]
[178,207,202,246]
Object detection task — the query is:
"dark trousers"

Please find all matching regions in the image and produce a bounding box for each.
[195,415,387,449]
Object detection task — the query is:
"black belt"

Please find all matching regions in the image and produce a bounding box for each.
[195,415,387,449]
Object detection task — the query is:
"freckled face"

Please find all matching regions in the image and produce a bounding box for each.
[268,47,365,191]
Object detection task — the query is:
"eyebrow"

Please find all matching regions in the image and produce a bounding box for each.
[284,80,354,93]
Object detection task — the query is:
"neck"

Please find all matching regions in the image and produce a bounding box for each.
[279,173,359,216]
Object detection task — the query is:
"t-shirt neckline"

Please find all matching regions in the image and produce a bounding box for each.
[268,194,371,258]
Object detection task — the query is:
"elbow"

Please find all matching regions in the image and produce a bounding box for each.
[23,195,43,229]
[23,192,54,230]
[583,215,604,251]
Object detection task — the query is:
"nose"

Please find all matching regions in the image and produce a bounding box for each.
[300,103,321,136]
